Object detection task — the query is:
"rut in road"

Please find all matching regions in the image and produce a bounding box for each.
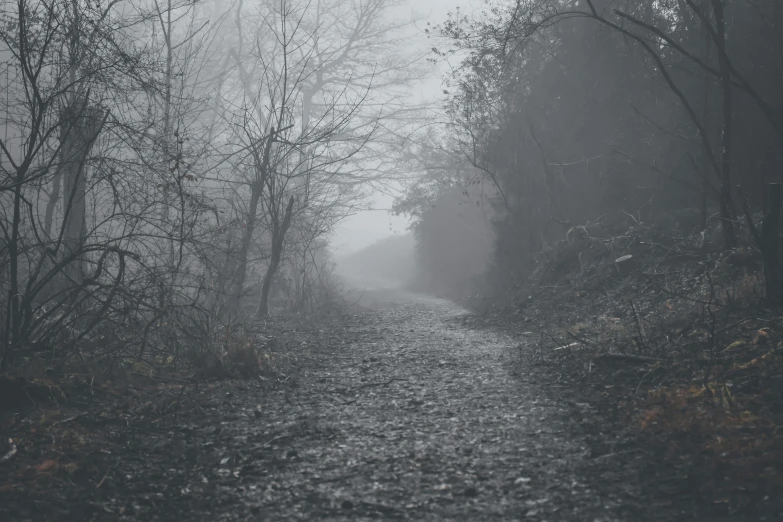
[193,294,645,521]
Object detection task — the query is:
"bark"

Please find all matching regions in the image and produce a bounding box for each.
[256,195,295,319]
[710,0,736,248]
[761,184,783,306]
[3,173,23,369]
[228,183,262,310]
[43,170,61,239]
[61,103,106,282]
[159,0,175,259]
[698,0,711,232]
[62,130,87,276]
[229,128,276,312]
[60,2,103,281]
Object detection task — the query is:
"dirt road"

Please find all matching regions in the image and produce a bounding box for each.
[3,290,663,521]
[168,292,651,521]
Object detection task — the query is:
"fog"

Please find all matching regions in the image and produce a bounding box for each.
[2,0,782,331]
[331,0,479,260]
[341,0,783,304]
[4,0,781,327]
[3,1,783,518]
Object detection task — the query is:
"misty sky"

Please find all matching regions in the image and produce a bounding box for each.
[330,0,479,257]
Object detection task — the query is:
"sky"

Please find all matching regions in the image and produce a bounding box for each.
[330,0,480,258]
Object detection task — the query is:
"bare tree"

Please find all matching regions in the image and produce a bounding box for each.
[0,0,157,367]
[212,0,425,317]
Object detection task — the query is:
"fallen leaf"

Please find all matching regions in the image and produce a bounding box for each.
[724,340,744,351]
[35,460,59,473]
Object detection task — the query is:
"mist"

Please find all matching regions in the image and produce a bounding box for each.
[2,1,783,520]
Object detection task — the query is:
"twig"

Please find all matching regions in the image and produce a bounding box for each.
[345,286,368,307]
[717,318,751,333]
[553,342,580,351]
[96,465,112,488]
[642,275,729,308]
[541,331,570,350]
[594,448,644,460]
[630,299,648,352]
[0,439,17,464]
[635,366,665,395]
[50,413,89,427]
[593,353,656,364]
[261,434,287,448]
[566,330,597,348]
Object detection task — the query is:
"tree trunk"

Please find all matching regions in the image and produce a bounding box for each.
[159,0,176,265]
[62,3,86,281]
[699,0,711,231]
[44,170,62,239]
[256,196,295,319]
[711,0,737,249]
[762,183,783,306]
[61,104,105,282]
[3,173,24,369]
[228,128,276,313]
[62,135,87,280]
[39,165,63,306]
[228,183,262,311]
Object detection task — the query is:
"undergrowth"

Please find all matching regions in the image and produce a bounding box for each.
[485,213,783,517]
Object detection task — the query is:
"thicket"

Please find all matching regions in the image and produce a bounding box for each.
[0,0,424,378]
[393,5,783,508]
[398,0,783,302]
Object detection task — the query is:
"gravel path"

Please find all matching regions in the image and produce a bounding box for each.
[4,291,658,521]
[187,293,644,521]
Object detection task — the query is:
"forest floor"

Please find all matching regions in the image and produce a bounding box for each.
[1,285,781,520]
